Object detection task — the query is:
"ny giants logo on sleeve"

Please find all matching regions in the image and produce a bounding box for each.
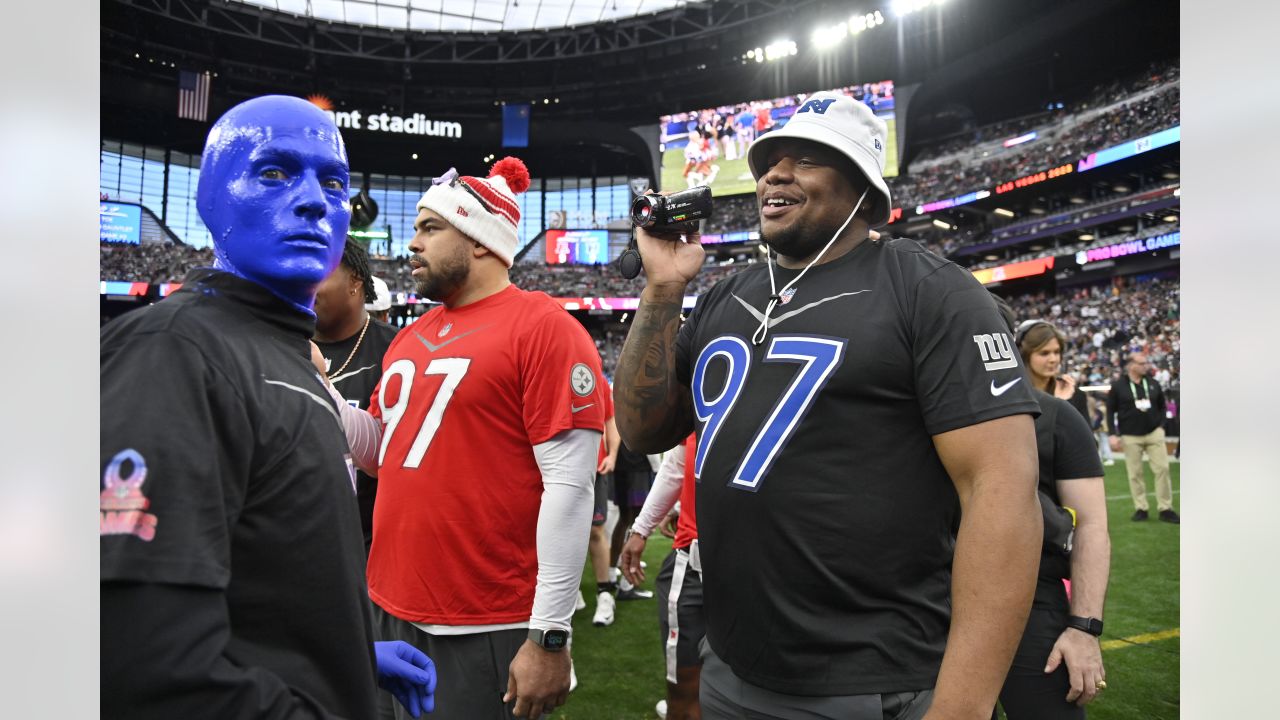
[100,449,159,542]
[972,332,1018,371]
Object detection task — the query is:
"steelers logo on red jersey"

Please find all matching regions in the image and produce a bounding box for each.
[570,363,596,397]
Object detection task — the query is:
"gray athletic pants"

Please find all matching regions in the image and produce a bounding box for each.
[699,639,934,720]
[374,605,528,720]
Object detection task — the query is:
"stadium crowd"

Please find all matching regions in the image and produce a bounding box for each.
[891,82,1179,210]
[100,242,213,284]
[908,61,1179,166]
[1005,274,1180,391]
[701,194,760,236]
[100,238,1179,398]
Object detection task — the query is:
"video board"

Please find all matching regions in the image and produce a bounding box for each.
[658,80,898,197]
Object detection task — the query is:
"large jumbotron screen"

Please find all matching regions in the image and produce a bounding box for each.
[658,80,898,197]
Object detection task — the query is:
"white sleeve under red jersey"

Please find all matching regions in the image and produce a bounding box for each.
[366,285,608,626]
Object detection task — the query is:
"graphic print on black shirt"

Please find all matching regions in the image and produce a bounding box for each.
[674,238,1040,696]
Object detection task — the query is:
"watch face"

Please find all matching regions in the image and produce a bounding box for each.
[543,630,569,650]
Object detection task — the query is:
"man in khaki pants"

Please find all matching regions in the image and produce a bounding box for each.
[1107,353,1179,523]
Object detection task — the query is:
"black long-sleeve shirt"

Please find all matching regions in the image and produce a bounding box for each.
[1107,373,1167,436]
[101,269,379,718]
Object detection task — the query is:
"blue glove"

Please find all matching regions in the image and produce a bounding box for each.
[374,640,437,717]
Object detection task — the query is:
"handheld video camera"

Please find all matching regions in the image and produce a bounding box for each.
[630,186,713,230]
[618,186,714,279]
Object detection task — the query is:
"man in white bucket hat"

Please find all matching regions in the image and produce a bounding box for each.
[613,89,1043,719]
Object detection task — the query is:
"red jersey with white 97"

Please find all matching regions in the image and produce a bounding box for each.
[366,284,607,625]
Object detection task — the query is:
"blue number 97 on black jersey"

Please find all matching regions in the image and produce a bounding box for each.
[692,334,847,491]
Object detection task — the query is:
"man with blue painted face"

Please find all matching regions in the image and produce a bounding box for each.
[614,91,1042,720]
[101,95,436,719]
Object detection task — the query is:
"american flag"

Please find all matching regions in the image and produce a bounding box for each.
[177,70,211,121]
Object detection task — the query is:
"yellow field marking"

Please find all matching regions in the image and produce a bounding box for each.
[1101,627,1179,651]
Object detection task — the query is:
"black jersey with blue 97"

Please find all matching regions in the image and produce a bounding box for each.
[674,237,1039,696]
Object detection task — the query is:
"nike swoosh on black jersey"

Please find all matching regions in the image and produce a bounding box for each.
[989,377,1023,396]
[732,290,872,329]
[413,326,486,352]
[328,363,380,384]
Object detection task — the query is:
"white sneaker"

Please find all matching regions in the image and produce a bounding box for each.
[616,573,654,600]
[656,699,668,719]
[575,589,587,612]
[592,591,616,626]
[569,660,578,692]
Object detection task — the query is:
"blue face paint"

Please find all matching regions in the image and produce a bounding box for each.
[197,95,351,315]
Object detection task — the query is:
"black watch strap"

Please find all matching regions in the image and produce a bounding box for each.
[1066,615,1104,637]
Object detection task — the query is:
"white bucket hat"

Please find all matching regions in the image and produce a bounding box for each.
[746,91,893,228]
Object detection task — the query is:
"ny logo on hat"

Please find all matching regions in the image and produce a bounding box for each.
[797,98,837,115]
[874,139,882,152]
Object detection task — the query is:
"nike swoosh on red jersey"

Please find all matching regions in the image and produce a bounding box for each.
[571,403,595,413]
[413,326,486,352]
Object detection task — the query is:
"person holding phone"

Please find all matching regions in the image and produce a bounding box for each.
[1016,319,1090,423]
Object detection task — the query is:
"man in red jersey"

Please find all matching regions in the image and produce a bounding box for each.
[620,434,702,720]
[332,157,608,720]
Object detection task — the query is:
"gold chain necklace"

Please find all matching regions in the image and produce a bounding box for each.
[327,314,370,379]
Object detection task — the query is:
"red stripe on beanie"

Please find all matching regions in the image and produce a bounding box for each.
[461,178,520,227]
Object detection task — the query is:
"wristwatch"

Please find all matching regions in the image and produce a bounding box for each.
[528,628,570,651]
[1066,616,1104,637]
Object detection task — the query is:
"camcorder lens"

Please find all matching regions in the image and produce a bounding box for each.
[631,196,656,227]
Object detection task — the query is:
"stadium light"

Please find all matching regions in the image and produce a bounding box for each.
[764,40,798,61]
[1079,233,1095,241]
[993,208,1015,218]
[812,21,849,49]
[850,11,885,33]
[893,0,944,17]
[932,219,953,230]
[1162,215,1178,222]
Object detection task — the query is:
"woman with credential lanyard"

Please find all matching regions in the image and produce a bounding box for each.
[993,301,1113,719]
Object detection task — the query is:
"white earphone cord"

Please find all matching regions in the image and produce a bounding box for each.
[752,186,870,346]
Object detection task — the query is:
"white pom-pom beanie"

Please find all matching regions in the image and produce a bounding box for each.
[416,157,532,267]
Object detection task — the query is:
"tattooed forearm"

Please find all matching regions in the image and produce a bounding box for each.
[614,288,694,453]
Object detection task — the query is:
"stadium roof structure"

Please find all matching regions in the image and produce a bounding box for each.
[232,0,701,33]
[101,0,1177,179]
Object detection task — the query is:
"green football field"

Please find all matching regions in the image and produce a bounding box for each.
[658,116,900,198]
[550,459,1179,719]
